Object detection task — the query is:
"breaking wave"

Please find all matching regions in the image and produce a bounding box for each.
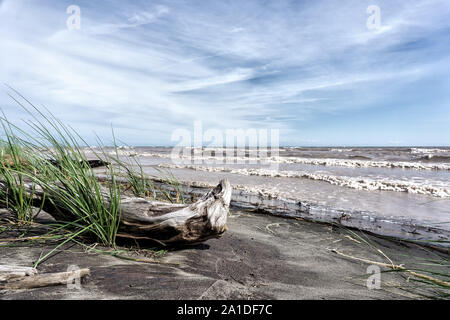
[151,153,450,171]
[274,157,450,170]
[419,155,450,162]
[100,147,450,171]
[410,148,448,154]
[159,163,450,198]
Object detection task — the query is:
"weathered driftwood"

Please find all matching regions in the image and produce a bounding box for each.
[0,265,38,281]
[0,267,90,290]
[0,179,232,245]
[117,179,232,244]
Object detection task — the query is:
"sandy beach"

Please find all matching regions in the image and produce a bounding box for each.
[1,208,448,300]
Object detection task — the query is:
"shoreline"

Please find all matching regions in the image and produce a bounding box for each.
[134,175,450,247]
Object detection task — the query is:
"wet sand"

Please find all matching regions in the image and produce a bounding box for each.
[1,209,448,300]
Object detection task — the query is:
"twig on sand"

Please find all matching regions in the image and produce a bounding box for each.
[330,249,450,288]
[0,235,61,242]
[265,223,287,235]
[344,235,361,244]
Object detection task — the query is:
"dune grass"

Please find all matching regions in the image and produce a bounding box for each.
[105,137,155,199]
[0,90,186,267]
[0,118,40,223]
[155,168,186,204]
[103,137,184,202]
[0,90,123,251]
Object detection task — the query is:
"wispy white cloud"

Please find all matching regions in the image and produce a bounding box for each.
[86,5,170,35]
[0,0,449,145]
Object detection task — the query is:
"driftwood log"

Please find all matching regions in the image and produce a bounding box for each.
[0,179,232,245]
[117,179,231,244]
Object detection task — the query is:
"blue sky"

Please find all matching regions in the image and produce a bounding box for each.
[0,0,449,146]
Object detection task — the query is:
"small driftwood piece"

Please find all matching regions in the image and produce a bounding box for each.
[0,267,90,290]
[0,265,38,281]
[330,249,450,288]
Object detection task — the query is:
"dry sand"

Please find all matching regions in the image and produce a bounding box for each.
[0,209,448,300]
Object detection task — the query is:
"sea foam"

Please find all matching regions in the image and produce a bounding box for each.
[159,163,450,198]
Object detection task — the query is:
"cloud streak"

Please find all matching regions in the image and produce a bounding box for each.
[0,0,449,146]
